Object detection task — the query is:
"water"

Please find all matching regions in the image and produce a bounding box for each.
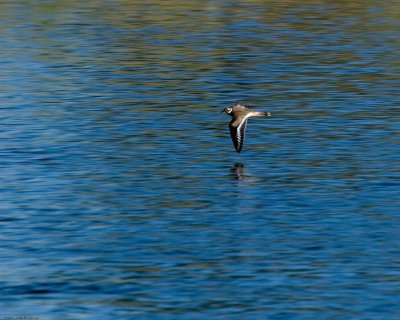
[1,1,400,319]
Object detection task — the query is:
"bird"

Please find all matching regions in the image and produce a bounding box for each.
[223,103,271,153]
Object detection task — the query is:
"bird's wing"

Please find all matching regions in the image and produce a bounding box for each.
[230,117,248,153]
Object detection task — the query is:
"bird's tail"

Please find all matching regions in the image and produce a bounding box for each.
[252,111,271,117]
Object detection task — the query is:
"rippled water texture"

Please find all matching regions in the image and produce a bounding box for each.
[1,1,400,319]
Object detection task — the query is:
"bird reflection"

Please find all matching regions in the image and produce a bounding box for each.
[230,163,246,180]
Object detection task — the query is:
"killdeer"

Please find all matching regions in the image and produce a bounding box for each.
[223,103,271,153]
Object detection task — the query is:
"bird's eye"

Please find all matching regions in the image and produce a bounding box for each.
[227,108,232,113]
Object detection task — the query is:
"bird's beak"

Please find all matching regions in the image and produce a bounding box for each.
[221,109,225,113]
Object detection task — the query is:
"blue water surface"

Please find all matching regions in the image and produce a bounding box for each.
[0,1,399,319]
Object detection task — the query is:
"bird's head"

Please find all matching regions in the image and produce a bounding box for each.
[223,107,233,115]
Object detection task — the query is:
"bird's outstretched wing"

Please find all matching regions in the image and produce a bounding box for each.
[229,118,248,153]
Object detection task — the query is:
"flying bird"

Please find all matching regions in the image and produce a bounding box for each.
[223,103,271,153]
